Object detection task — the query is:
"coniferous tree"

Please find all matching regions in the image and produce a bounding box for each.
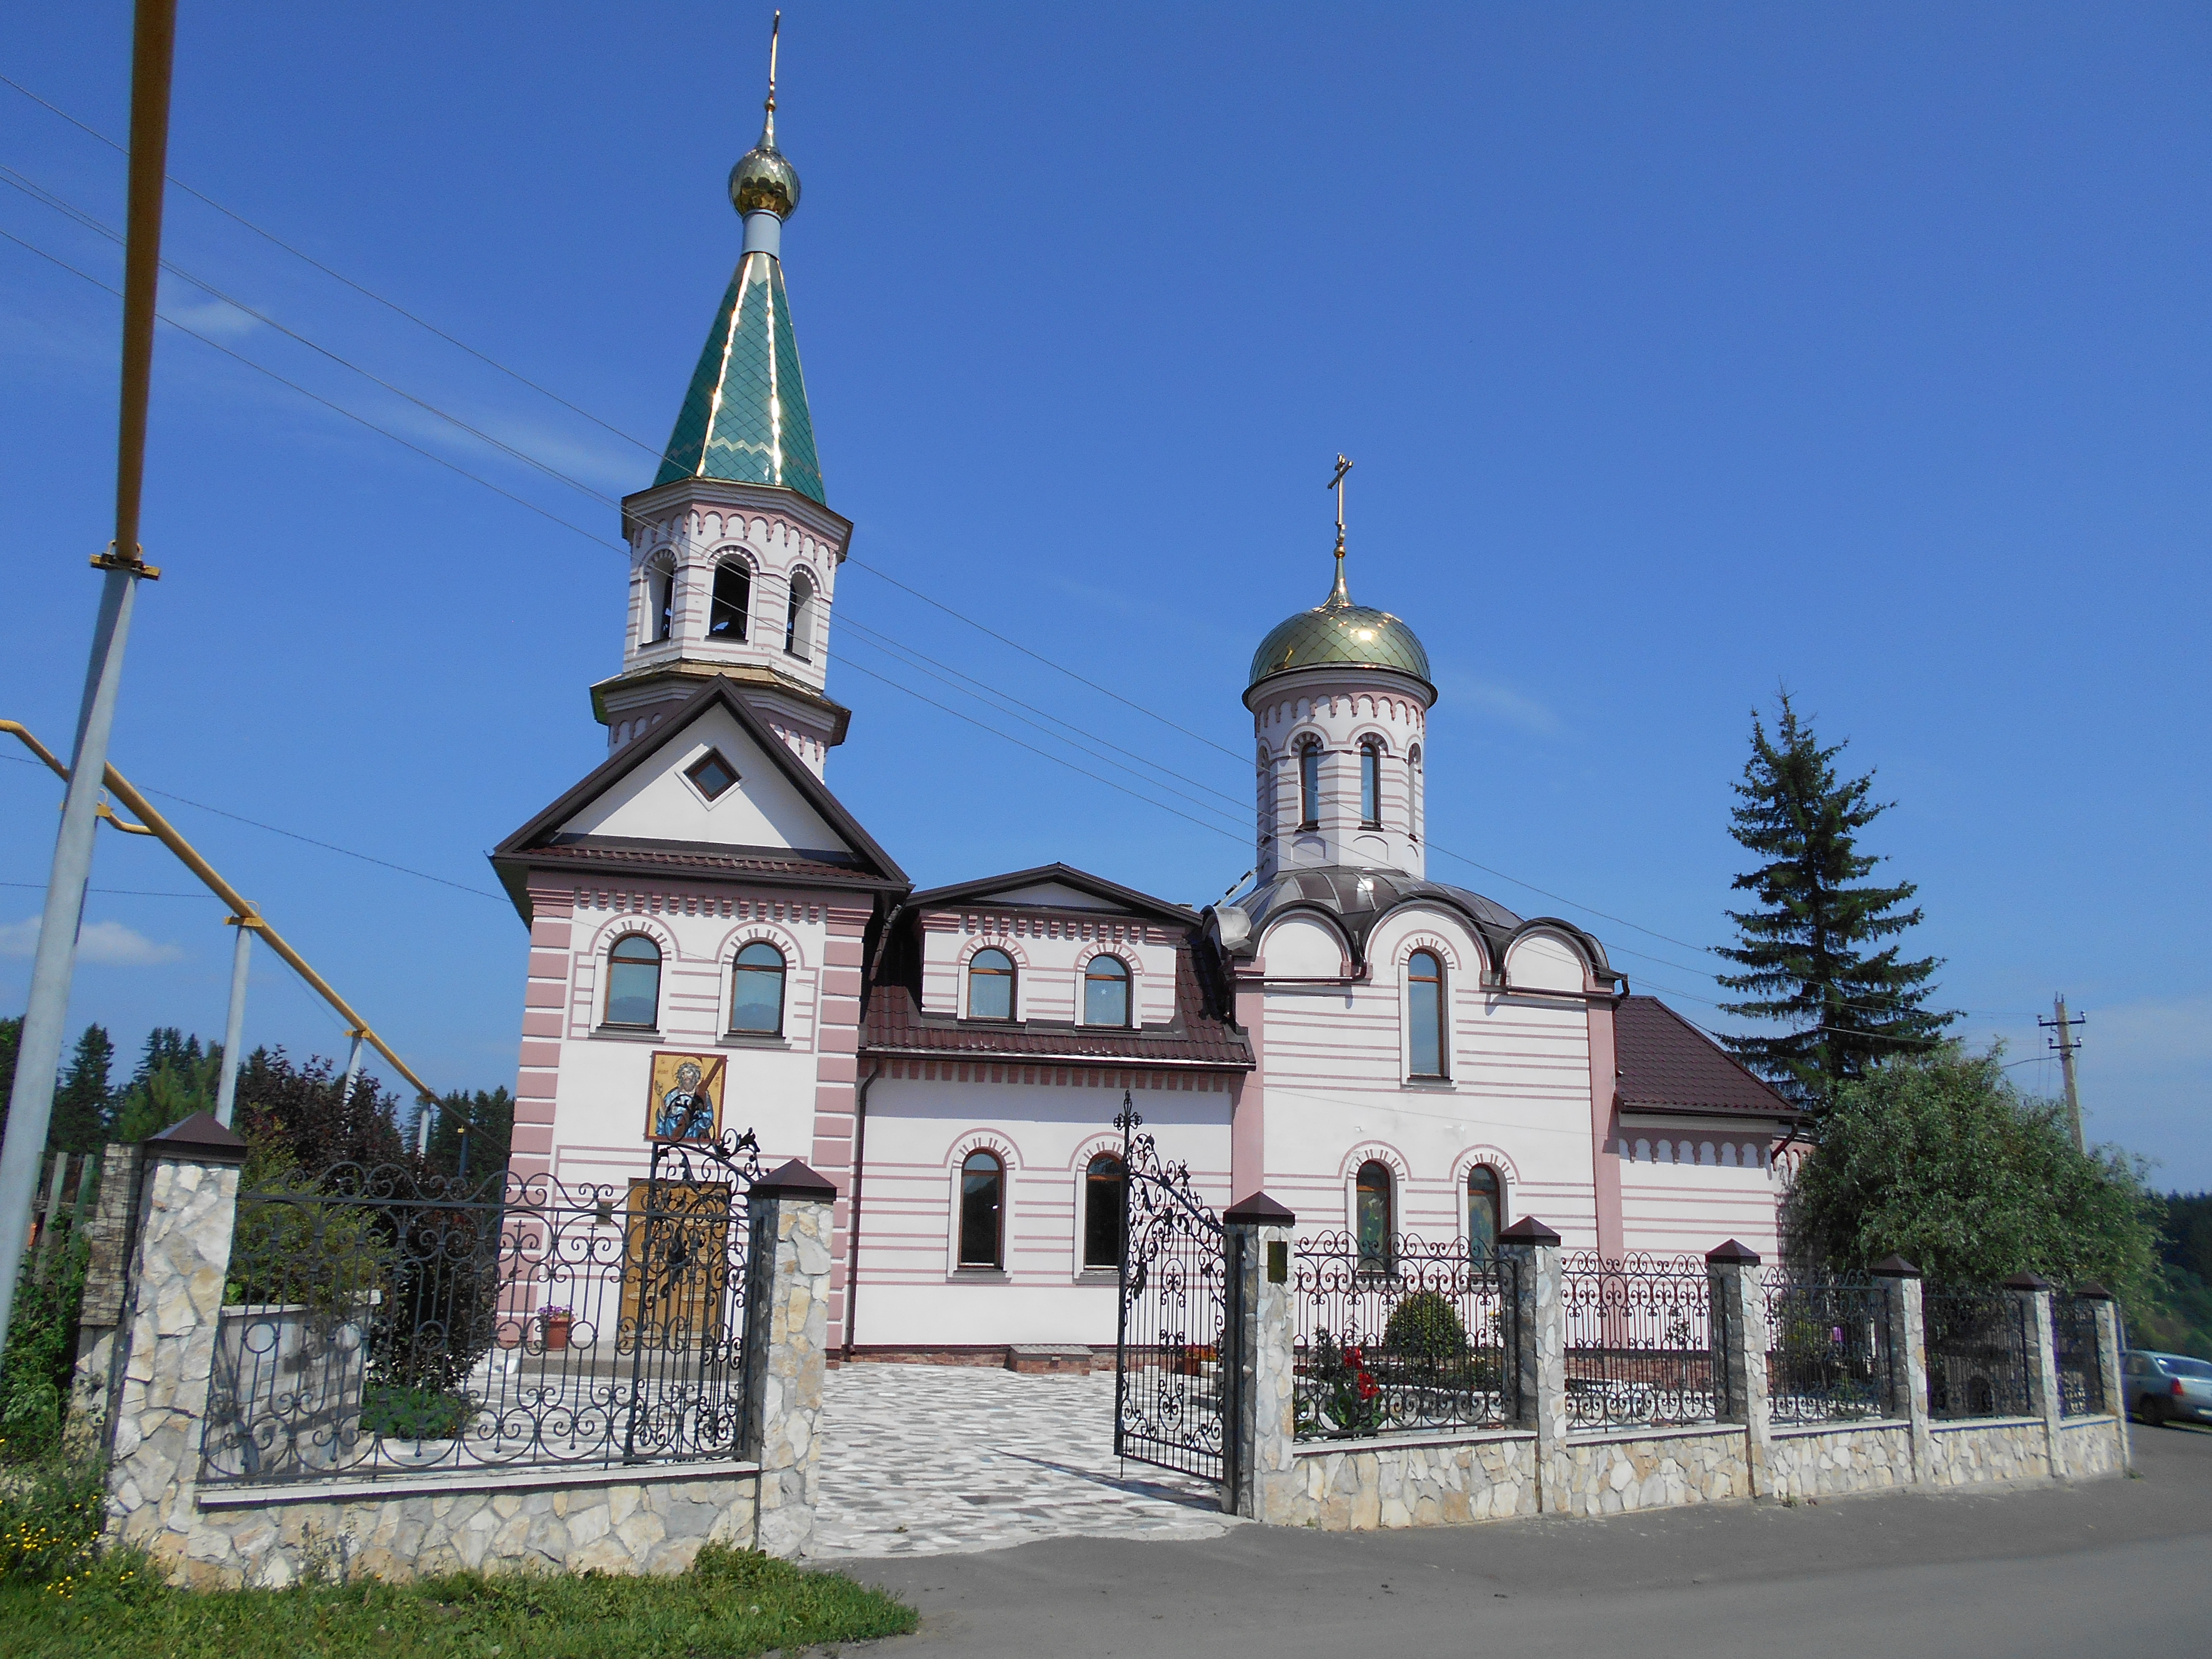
[1716,693,1953,1103]
[47,1024,115,1152]
[0,1014,21,1149]
[110,1030,222,1143]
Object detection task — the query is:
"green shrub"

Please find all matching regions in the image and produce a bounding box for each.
[0,1239,89,1464]
[1383,1289,1470,1361]
[359,1383,473,1440]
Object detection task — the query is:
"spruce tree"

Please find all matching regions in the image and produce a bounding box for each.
[48,1024,115,1151]
[1716,693,1953,1103]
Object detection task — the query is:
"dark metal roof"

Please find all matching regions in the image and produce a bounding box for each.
[1614,995,1802,1120]
[1214,866,1611,984]
[520,836,903,892]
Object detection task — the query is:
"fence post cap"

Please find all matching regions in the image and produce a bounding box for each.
[1869,1254,1922,1279]
[2002,1270,2053,1292]
[2072,1281,2115,1301]
[144,1111,248,1166]
[1498,1216,1561,1246]
[1223,1191,1296,1226]
[1705,1238,1761,1266]
[752,1158,837,1200]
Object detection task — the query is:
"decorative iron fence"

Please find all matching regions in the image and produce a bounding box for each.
[203,1133,760,1484]
[1762,1274,1895,1425]
[2051,1294,2106,1417]
[1113,1104,1234,1488]
[1561,1252,1722,1430]
[1923,1284,2032,1420]
[1290,1233,1518,1441]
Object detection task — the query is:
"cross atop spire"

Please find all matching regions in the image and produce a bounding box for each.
[1325,453,1355,608]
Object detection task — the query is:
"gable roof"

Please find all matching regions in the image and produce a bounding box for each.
[1613,995,1803,1121]
[903,863,1198,926]
[491,677,907,922]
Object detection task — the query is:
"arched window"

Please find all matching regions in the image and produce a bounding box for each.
[958,1150,1004,1268]
[1408,949,1446,1079]
[605,935,662,1028]
[644,559,675,644]
[708,561,750,640]
[1256,747,1273,842]
[967,947,1016,1021]
[1360,740,1382,827]
[785,570,816,659]
[1298,739,1322,828]
[1408,744,1423,843]
[1083,1152,1125,1269]
[729,942,786,1034]
[1355,1161,1393,1273]
[1468,1166,1502,1261]
[1082,954,1131,1027]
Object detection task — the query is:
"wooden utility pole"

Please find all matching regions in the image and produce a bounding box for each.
[2040,995,2086,1152]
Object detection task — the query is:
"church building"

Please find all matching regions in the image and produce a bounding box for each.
[492,65,1799,1362]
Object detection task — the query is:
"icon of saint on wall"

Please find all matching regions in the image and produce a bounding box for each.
[645,1051,726,1143]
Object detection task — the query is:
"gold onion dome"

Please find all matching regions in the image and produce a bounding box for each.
[1246,554,1432,694]
[730,112,800,219]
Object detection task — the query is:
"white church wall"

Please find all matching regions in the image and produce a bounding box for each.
[848,1072,1233,1350]
[915,909,1180,1026]
[1616,1127,1783,1260]
[1255,905,1602,1250]
[561,705,842,851]
[1249,675,1431,879]
[528,889,833,1193]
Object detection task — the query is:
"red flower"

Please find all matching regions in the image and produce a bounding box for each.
[1356,1370,1379,1402]
[1343,1346,1363,1367]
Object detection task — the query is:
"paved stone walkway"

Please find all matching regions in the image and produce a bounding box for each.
[807,1364,1236,1558]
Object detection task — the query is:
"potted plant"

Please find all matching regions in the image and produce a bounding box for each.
[538,1305,575,1351]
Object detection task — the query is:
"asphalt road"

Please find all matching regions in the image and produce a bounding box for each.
[851,1424,2212,1657]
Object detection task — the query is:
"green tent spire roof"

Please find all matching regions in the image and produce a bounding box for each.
[654,21,825,504]
[653,251,826,503]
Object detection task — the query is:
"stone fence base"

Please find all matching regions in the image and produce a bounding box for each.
[173,1461,762,1590]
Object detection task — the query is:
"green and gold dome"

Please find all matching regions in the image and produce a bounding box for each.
[1246,551,1432,700]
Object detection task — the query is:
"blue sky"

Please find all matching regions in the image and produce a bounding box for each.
[3,5,2206,1182]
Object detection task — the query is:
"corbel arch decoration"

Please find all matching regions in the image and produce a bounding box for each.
[706,546,756,641]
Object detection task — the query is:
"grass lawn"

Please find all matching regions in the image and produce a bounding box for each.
[0,1543,918,1659]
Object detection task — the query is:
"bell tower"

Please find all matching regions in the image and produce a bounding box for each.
[594,16,852,777]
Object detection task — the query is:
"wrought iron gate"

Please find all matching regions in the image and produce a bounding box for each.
[1113,1098,1239,1492]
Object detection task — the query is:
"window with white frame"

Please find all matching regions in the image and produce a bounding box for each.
[1355,1161,1393,1272]
[967,948,1016,1021]
[958,1151,1005,1269]
[1082,954,1131,1027]
[1407,948,1447,1079]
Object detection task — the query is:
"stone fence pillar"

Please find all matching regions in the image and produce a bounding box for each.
[103,1112,249,1573]
[2005,1270,2063,1477]
[2074,1282,2130,1472]
[1706,1240,1771,1497]
[1872,1255,1931,1482]
[742,1160,836,1558]
[1224,1193,1297,1523]
[1498,1217,1566,1513]
[66,1141,146,1454]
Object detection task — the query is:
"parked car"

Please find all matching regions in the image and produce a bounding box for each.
[2122,1350,2212,1427]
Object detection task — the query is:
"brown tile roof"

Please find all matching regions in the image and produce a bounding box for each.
[519,836,903,892]
[862,942,1252,1071]
[1614,995,1802,1119]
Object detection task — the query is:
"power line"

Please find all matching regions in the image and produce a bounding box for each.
[1,740,504,902]
[1,879,213,898]
[0,94,2042,1022]
[0,225,622,550]
[0,70,668,461]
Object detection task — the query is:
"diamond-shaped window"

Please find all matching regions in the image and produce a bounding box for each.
[685,749,739,802]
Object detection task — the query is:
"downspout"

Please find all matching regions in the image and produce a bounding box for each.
[841,1058,884,1364]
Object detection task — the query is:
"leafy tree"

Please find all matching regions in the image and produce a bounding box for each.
[1784,1045,2160,1314]
[46,1025,114,1153]
[233,1046,406,1172]
[1716,693,1954,1103]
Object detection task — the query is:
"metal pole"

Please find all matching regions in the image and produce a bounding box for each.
[2055,995,2083,1153]
[0,0,179,1360]
[340,1032,365,1106]
[213,917,255,1127]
